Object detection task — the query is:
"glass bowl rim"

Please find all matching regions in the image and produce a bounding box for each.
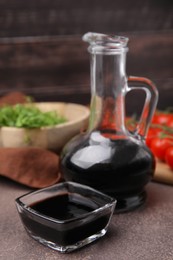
[15,181,116,224]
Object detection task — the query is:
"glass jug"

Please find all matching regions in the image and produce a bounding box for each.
[61,32,158,213]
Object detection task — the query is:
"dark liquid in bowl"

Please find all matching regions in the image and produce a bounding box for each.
[21,193,110,246]
[30,193,95,220]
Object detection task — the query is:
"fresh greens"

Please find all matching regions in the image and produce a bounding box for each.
[0,104,67,128]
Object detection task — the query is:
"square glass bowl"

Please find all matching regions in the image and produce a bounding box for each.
[15,182,116,253]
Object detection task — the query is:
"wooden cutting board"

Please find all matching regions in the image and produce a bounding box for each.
[153,160,173,185]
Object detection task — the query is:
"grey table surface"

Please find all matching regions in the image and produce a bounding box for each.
[0,176,173,260]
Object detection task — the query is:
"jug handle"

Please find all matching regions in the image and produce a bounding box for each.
[127,76,159,138]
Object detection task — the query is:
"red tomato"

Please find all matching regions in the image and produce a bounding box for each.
[152,113,173,125]
[150,137,173,161]
[165,147,173,169]
[167,118,173,128]
[146,127,162,147]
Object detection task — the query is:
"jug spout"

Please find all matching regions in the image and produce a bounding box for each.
[82,32,129,54]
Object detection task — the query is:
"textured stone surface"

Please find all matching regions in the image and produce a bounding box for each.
[0,176,173,260]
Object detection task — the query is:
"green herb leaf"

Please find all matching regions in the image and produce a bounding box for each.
[0,104,67,128]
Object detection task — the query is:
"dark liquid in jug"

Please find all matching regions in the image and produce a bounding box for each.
[61,131,155,212]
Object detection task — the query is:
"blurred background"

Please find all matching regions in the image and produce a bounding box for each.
[0,0,172,110]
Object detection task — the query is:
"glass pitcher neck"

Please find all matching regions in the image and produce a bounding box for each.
[83,33,129,134]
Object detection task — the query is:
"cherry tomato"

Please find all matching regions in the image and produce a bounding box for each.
[150,137,173,161]
[146,127,162,148]
[152,113,173,125]
[167,118,173,128]
[165,147,173,169]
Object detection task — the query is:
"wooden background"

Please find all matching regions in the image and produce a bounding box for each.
[0,0,172,111]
